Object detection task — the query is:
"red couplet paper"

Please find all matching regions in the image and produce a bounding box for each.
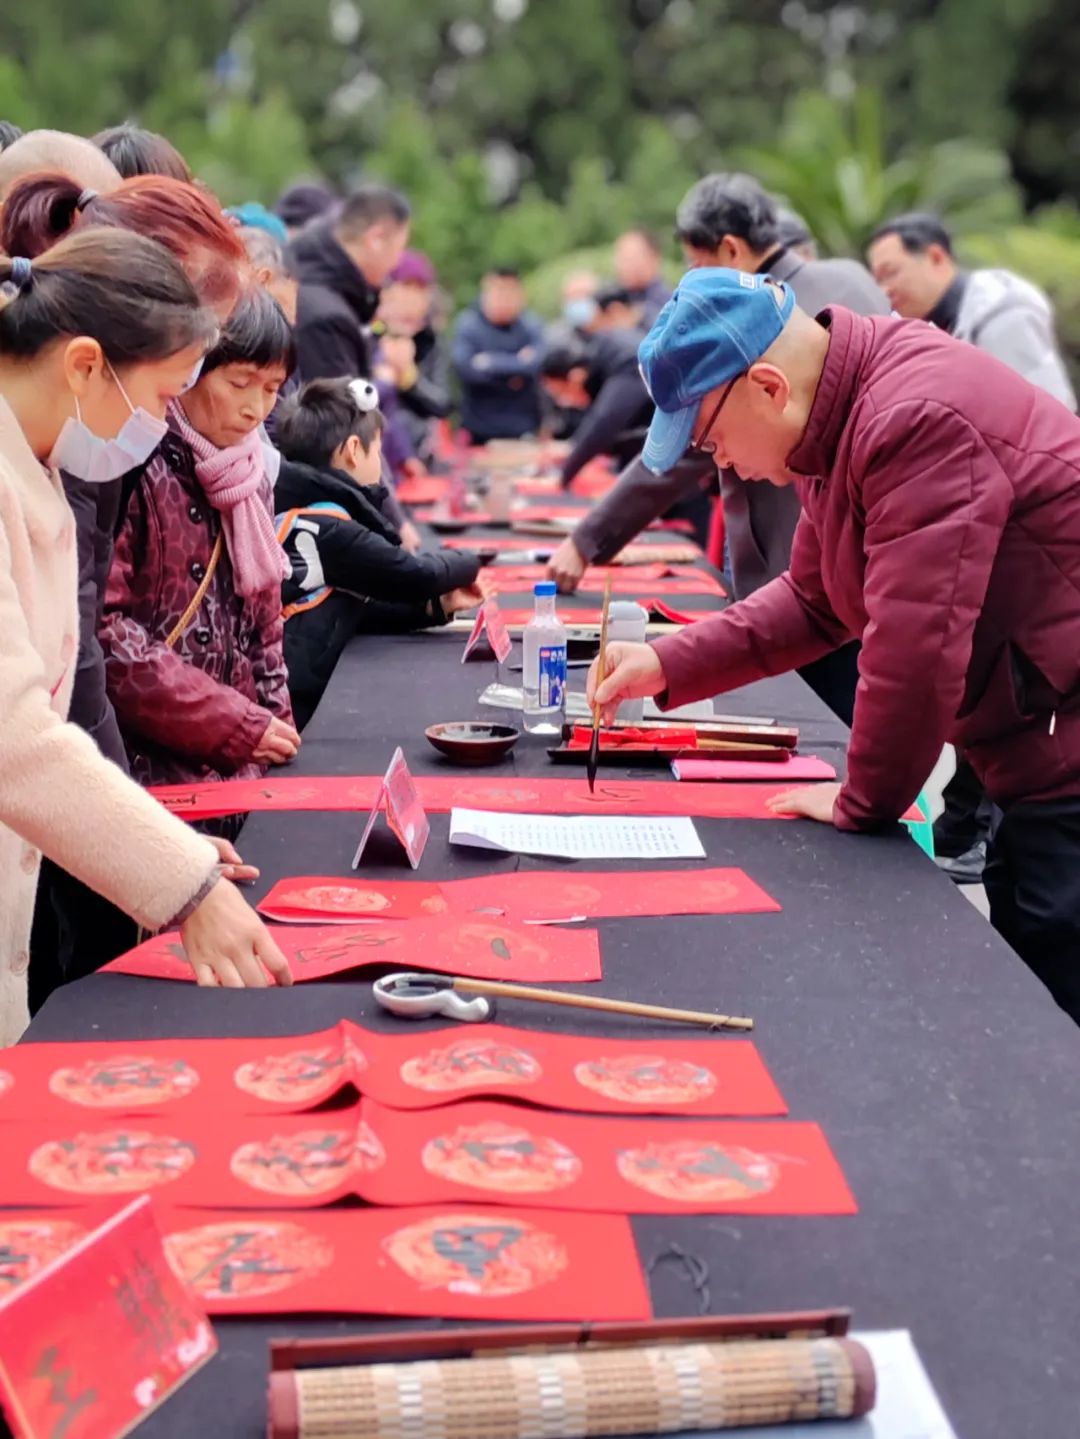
[106,917,603,985]
[0,1022,785,1120]
[0,1205,649,1322]
[0,1197,215,1439]
[150,773,831,822]
[482,567,726,598]
[395,474,450,505]
[494,602,700,628]
[0,1103,850,1216]
[672,756,839,782]
[351,747,429,870]
[256,866,780,926]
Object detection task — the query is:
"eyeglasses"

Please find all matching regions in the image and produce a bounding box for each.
[687,375,739,458]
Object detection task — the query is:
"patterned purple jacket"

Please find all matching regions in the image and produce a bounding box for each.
[101,430,293,788]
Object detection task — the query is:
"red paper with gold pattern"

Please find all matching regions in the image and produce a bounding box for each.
[105,917,603,984]
[0,1022,785,1120]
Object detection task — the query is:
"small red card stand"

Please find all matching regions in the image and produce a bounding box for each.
[0,1196,216,1439]
[352,748,430,871]
[461,597,512,665]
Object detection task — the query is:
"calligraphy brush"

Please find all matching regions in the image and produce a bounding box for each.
[587,571,614,793]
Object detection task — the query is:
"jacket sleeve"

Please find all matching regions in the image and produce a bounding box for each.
[316,517,480,602]
[405,343,452,419]
[452,315,537,386]
[0,516,217,932]
[651,513,851,710]
[101,496,273,771]
[64,475,130,771]
[831,400,1011,830]
[972,308,1077,411]
[560,373,651,488]
[296,314,367,383]
[572,452,710,562]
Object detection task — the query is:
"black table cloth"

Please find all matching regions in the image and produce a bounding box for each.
[23,579,1080,1438]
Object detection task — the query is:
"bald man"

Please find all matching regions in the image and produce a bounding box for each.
[0,129,121,202]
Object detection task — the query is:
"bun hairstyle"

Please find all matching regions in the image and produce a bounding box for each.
[0,172,247,311]
[0,227,218,366]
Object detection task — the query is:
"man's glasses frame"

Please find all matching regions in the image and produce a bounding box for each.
[688,374,740,457]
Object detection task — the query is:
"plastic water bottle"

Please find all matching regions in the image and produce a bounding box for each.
[523,582,567,734]
[607,601,649,722]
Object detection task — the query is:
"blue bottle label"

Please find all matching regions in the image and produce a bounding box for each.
[538,644,566,708]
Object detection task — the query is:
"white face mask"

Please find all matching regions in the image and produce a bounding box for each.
[48,364,169,485]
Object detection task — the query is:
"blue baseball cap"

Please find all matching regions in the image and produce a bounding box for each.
[638,268,795,473]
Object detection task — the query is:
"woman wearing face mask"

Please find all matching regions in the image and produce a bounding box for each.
[0,230,293,1045]
[101,286,300,818]
[0,171,251,1008]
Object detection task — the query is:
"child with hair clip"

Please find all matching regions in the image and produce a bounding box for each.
[101,287,301,824]
[274,376,484,727]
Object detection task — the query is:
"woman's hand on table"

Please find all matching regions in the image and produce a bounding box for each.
[254,716,302,765]
[180,879,294,988]
[587,641,667,726]
[766,782,841,825]
[547,538,586,593]
[207,835,259,884]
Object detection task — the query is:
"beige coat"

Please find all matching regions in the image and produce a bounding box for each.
[0,398,218,1046]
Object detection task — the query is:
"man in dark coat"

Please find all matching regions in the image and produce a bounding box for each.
[289,184,410,384]
[614,228,672,327]
[550,173,889,723]
[589,267,1080,1027]
[451,266,545,443]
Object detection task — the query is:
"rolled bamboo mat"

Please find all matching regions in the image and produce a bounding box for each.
[268,1335,875,1438]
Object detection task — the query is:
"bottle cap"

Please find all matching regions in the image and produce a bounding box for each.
[534,581,557,597]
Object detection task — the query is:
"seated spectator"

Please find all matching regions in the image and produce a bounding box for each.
[868,212,1076,409]
[93,122,193,182]
[613,228,671,327]
[0,129,120,201]
[274,378,484,727]
[452,265,544,444]
[541,284,654,487]
[101,288,300,822]
[290,184,410,383]
[274,180,339,237]
[374,250,451,454]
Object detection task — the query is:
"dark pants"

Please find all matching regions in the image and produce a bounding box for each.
[933,754,993,857]
[984,797,1080,1026]
[29,861,137,1016]
[798,642,861,728]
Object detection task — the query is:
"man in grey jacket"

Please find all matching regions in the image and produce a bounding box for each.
[868,212,1077,881]
[547,172,889,721]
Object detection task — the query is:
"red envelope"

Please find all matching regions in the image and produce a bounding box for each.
[0,1197,215,1439]
[461,597,512,663]
[106,917,603,985]
[0,1205,650,1322]
[352,747,429,870]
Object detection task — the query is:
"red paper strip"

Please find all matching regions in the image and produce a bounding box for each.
[149,774,828,821]
[493,603,701,628]
[0,1205,649,1321]
[106,917,603,985]
[0,1198,215,1439]
[396,474,450,504]
[482,567,725,597]
[0,1023,785,1120]
[0,1103,852,1217]
[256,866,780,926]
[673,756,839,781]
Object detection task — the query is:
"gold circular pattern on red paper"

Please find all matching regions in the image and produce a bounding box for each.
[0,1070,12,1099]
[230,1123,384,1197]
[615,1141,779,1202]
[383,1213,568,1295]
[29,1129,198,1194]
[421,1122,582,1193]
[400,1038,542,1093]
[47,1055,200,1108]
[0,1219,88,1291]
[574,1054,717,1106]
[165,1220,334,1300]
[279,884,392,914]
[233,1043,356,1105]
[442,921,551,969]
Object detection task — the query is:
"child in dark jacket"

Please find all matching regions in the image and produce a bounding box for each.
[274,377,484,727]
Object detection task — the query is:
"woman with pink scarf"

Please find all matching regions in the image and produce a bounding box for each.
[102,288,300,826]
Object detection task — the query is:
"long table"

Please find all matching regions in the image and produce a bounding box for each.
[24,533,1080,1438]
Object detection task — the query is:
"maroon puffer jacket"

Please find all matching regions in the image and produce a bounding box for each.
[654,307,1080,829]
[101,431,293,788]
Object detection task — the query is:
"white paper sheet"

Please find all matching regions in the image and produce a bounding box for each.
[449,809,706,860]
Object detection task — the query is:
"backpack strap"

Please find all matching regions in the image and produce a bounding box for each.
[275,503,352,621]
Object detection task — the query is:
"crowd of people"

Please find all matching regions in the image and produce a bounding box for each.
[0,117,1078,1048]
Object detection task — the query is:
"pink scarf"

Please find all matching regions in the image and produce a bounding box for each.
[169,402,288,599]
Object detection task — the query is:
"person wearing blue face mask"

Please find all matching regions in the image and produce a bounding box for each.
[0,230,294,1045]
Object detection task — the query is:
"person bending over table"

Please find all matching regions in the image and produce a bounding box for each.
[0,232,292,1045]
[588,266,1080,1026]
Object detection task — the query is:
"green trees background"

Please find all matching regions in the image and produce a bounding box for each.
[2,0,1078,366]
